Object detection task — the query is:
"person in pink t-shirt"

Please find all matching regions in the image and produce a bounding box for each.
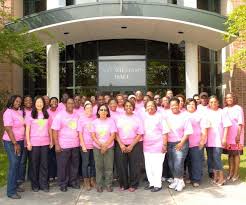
[25,96,52,192]
[176,94,186,112]
[108,98,121,122]
[166,97,193,192]
[115,100,144,192]
[185,98,209,187]
[116,94,125,114]
[74,95,84,116]
[18,95,33,186]
[143,101,169,192]
[51,97,80,192]
[91,104,117,193]
[223,93,244,182]
[134,90,144,112]
[2,95,25,199]
[47,97,59,181]
[77,101,96,191]
[57,93,69,112]
[205,95,232,186]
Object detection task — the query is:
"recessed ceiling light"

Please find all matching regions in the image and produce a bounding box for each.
[64,32,69,35]
[121,26,127,29]
[178,31,184,34]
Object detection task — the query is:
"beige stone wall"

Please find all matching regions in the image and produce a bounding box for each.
[0,0,23,95]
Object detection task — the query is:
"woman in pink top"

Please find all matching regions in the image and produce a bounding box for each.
[223,93,244,181]
[143,101,169,192]
[52,97,80,192]
[115,100,144,192]
[108,98,121,122]
[91,104,117,193]
[47,97,59,181]
[116,94,125,114]
[2,95,25,199]
[77,101,96,191]
[205,95,232,186]
[176,94,186,112]
[166,97,193,192]
[185,98,209,187]
[25,96,52,192]
[19,95,33,186]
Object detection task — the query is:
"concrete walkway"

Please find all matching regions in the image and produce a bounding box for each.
[1,177,246,205]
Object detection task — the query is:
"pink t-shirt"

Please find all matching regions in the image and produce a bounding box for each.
[90,118,117,149]
[166,111,193,143]
[51,110,80,149]
[110,110,121,123]
[186,111,210,148]
[197,104,208,115]
[57,102,66,112]
[223,105,244,145]
[25,112,50,146]
[24,109,32,119]
[135,101,144,112]
[47,108,59,126]
[116,113,144,145]
[77,115,96,149]
[206,108,232,147]
[143,112,169,153]
[2,109,25,141]
[74,107,84,116]
[116,106,125,114]
[93,105,98,117]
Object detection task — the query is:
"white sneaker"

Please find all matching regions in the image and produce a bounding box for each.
[168,178,178,189]
[167,178,174,184]
[175,179,185,192]
[161,177,166,182]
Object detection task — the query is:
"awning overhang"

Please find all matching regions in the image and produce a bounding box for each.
[9,2,236,50]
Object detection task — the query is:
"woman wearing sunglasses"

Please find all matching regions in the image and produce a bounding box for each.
[91,104,117,193]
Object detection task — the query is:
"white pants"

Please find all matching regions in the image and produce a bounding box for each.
[144,152,165,188]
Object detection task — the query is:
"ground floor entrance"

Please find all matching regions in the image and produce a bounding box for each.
[24,39,221,98]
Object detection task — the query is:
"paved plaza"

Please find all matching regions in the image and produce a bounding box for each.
[1,176,246,205]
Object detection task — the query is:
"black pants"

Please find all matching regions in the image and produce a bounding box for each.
[56,147,80,188]
[48,147,57,179]
[30,145,49,189]
[81,149,96,178]
[162,152,172,178]
[115,142,141,189]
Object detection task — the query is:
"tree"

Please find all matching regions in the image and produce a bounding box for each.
[224,3,246,70]
[0,0,46,75]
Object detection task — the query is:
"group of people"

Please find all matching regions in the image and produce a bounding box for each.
[1,89,244,199]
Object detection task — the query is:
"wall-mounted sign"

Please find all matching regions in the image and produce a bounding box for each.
[98,55,146,86]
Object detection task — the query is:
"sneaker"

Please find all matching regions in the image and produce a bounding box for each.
[161,177,166,182]
[168,178,178,189]
[175,179,185,192]
[167,178,174,184]
[185,179,191,184]
[192,182,200,187]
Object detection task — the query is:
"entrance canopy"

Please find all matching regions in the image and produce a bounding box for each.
[10,2,234,50]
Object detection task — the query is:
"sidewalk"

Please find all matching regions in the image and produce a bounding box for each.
[1,177,246,205]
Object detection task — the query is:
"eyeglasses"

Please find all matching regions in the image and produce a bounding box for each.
[99,109,108,112]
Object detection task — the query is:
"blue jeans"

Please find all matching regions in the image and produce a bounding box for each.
[206,147,223,171]
[81,149,96,178]
[168,141,189,178]
[187,146,203,183]
[18,147,28,183]
[3,140,24,197]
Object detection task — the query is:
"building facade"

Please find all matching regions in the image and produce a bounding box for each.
[0,0,245,106]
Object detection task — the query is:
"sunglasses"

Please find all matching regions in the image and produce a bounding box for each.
[99,109,108,112]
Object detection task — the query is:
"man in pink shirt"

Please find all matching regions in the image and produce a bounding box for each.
[52,97,80,192]
[57,93,69,112]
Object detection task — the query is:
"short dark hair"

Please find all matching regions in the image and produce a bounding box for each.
[49,97,58,103]
[144,100,157,110]
[169,97,180,105]
[96,104,110,118]
[185,98,197,109]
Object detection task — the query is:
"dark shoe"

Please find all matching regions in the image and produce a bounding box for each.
[71,184,80,189]
[60,187,67,192]
[209,173,214,179]
[151,187,162,192]
[96,186,103,193]
[32,187,39,192]
[41,188,49,193]
[106,186,113,192]
[8,193,21,199]
[17,187,25,192]
[144,185,154,190]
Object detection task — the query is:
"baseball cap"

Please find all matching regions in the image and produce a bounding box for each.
[199,92,208,98]
[128,95,136,100]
